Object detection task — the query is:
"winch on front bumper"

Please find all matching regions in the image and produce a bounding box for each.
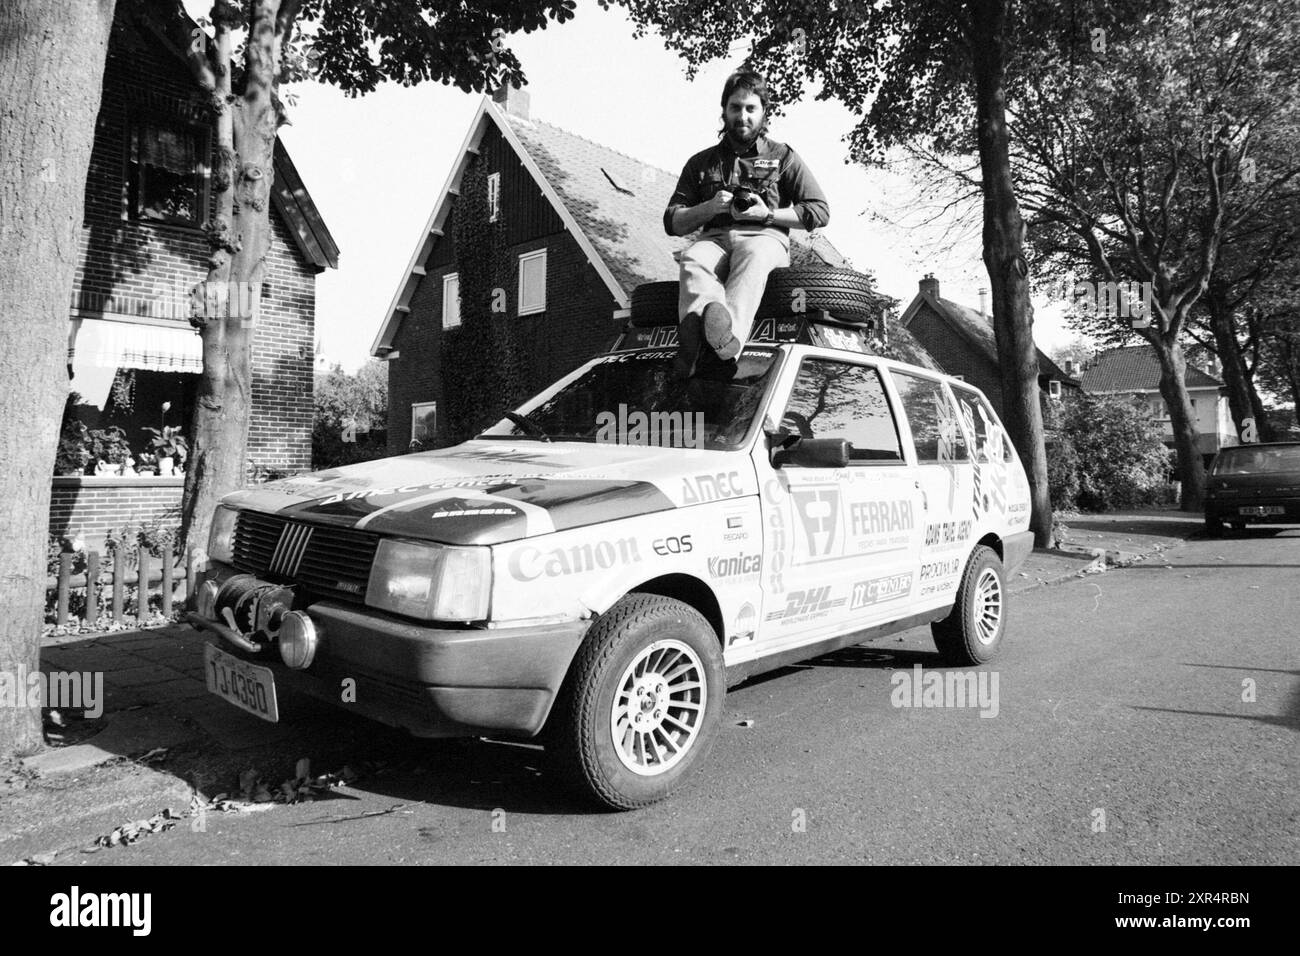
[191,561,589,738]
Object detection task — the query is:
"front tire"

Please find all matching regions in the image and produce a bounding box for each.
[1205,513,1225,537]
[931,546,1006,665]
[548,594,725,810]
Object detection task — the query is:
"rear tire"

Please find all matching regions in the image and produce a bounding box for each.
[1205,514,1225,537]
[931,546,1006,666]
[547,594,725,810]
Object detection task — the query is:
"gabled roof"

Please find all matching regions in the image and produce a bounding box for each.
[900,291,1077,384]
[372,96,848,356]
[1081,346,1222,392]
[271,140,339,271]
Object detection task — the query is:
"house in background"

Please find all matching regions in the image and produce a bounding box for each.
[372,86,869,452]
[898,274,1078,417]
[1081,346,1237,465]
[53,2,337,548]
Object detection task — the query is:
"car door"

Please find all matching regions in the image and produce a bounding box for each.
[887,370,975,611]
[752,354,923,653]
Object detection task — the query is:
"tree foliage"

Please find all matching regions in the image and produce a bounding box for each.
[312,360,389,468]
[1049,395,1172,512]
[1006,0,1300,507]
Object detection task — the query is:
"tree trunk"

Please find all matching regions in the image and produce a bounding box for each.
[1151,337,1206,510]
[179,0,281,559]
[968,0,1053,547]
[1207,289,1273,442]
[0,0,116,758]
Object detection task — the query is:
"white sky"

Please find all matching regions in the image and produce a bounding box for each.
[191,0,1075,370]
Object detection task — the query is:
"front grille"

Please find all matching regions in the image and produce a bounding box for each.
[232,511,378,603]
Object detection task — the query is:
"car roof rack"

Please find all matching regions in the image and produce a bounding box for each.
[610,310,880,356]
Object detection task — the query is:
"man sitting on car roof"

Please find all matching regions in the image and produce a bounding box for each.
[663,70,830,379]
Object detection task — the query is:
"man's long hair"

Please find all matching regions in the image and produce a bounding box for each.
[717,70,771,140]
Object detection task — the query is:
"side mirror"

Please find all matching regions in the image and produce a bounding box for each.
[773,437,851,469]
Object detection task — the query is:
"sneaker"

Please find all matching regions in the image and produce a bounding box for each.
[673,312,703,379]
[703,301,741,361]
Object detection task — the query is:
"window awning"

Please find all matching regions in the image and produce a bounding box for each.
[68,317,203,373]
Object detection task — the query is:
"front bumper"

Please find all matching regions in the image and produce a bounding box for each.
[196,562,589,738]
[1205,496,1300,524]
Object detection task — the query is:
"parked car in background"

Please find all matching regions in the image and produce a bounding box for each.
[1204,442,1300,535]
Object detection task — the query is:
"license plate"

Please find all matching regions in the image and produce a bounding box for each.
[1239,505,1284,516]
[204,643,279,722]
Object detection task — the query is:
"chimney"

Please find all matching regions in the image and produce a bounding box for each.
[1064,358,1076,376]
[918,273,939,298]
[978,288,988,319]
[492,82,530,120]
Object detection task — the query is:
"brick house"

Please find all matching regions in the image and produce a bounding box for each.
[898,274,1078,418]
[371,86,867,452]
[1081,346,1237,465]
[51,3,338,548]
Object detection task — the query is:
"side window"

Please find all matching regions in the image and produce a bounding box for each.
[780,359,903,462]
[951,384,1012,463]
[890,372,969,463]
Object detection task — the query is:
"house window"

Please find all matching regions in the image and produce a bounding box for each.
[127,116,208,226]
[487,172,501,223]
[1048,380,1062,399]
[410,402,437,449]
[518,249,547,316]
[442,273,461,329]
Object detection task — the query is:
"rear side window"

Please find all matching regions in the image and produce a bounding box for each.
[781,359,904,462]
[890,372,969,463]
[951,384,1013,463]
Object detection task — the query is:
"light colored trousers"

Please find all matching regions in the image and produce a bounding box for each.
[678,228,790,345]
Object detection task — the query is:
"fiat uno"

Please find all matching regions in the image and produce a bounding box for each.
[192,278,1034,809]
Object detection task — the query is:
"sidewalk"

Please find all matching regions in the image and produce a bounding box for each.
[2,507,1204,864]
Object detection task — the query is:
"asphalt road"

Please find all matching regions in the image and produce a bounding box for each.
[67,527,1299,865]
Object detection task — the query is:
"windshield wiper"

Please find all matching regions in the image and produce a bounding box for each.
[502,410,552,442]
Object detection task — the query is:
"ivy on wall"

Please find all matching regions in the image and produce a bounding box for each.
[441,157,529,445]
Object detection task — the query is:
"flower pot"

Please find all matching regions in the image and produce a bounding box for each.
[158,457,174,477]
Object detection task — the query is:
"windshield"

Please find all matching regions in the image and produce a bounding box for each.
[478,348,781,450]
[1212,444,1300,475]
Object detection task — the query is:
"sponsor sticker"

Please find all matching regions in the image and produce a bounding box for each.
[765,586,845,625]
[681,470,746,504]
[728,602,757,647]
[792,486,841,556]
[707,553,762,579]
[508,537,642,582]
[850,572,913,610]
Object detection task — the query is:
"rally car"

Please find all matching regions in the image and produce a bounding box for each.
[191,268,1035,809]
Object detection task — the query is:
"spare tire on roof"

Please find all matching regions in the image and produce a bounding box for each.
[628,266,883,327]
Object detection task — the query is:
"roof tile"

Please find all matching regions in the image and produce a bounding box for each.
[1081,346,1222,391]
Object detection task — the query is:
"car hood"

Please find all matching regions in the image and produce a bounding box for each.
[221,441,755,545]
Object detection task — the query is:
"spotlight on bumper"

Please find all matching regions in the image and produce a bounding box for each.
[278,611,319,670]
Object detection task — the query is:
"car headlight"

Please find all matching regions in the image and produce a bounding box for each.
[209,506,238,564]
[365,539,491,622]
